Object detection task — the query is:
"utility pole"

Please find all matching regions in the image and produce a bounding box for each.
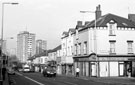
[0,2,18,85]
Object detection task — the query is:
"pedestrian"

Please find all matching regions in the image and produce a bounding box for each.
[76,67,80,77]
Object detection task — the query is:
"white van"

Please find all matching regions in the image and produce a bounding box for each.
[23,64,30,72]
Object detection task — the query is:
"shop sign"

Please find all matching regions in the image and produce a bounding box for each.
[75,55,97,61]
[99,57,130,61]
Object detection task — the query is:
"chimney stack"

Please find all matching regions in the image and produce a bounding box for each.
[128,14,135,22]
[84,21,90,25]
[77,21,82,27]
[95,5,102,20]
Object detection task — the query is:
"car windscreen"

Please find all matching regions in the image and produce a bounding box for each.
[24,67,29,69]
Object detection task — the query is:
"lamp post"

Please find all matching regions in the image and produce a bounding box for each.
[80,11,98,77]
[0,2,18,85]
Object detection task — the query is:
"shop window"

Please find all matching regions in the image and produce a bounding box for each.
[127,41,133,54]
[109,40,116,54]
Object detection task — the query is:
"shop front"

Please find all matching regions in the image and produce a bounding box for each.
[73,53,98,77]
[98,55,135,77]
[73,54,135,77]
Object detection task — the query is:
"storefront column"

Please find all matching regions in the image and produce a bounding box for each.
[132,61,135,77]
[97,61,100,77]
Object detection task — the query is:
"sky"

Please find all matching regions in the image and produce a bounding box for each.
[1,0,135,50]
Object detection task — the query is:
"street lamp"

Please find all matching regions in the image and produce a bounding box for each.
[80,10,98,77]
[0,2,18,85]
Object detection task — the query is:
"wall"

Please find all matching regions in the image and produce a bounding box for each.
[74,29,89,55]
[96,27,135,54]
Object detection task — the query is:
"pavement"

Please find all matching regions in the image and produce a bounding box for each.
[60,74,135,85]
[3,72,16,85]
[3,72,9,85]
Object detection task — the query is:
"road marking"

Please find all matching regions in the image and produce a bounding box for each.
[24,76,45,85]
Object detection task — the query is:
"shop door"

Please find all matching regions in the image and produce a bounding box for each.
[119,63,124,76]
[91,63,96,77]
[110,62,118,76]
[100,62,108,77]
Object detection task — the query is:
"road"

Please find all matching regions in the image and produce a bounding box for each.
[9,72,114,85]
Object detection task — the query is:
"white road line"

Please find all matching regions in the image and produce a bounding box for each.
[24,76,45,85]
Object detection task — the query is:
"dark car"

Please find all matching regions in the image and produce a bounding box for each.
[7,67,15,75]
[43,66,56,77]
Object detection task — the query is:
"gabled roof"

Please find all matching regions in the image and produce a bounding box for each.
[68,28,75,34]
[86,13,135,28]
[29,50,48,59]
[61,31,69,39]
[48,45,61,53]
[62,31,68,36]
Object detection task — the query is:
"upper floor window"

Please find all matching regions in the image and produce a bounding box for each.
[109,40,116,53]
[74,44,77,55]
[68,47,70,55]
[71,46,73,55]
[127,41,133,54]
[109,24,115,35]
[76,30,79,40]
[78,43,81,55]
[63,43,65,47]
[83,41,87,54]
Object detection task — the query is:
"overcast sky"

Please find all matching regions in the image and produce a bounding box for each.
[1,0,135,50]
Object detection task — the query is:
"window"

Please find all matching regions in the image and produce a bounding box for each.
[110,41,116,53]
[75,44,77,55]
[71,46,73,55]
[83,42,87,54]
[127,41,133,54]
[78,43,81,55]
[109,24,115,35]
[76,30,79,40]
[68,47,70,55]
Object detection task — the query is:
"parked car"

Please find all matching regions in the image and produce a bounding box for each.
[23,67,30,72]
[18,68,23,72]
[7,67,15,75]
[43,66,56,77]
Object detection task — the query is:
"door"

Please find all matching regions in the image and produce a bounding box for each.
[119,63,124,76]
[91,63,96,76]
[110,62,118,76]
[100,62,108,77]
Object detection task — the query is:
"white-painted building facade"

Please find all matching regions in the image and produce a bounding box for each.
[73,5,135,77]
[61,29,75,75]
